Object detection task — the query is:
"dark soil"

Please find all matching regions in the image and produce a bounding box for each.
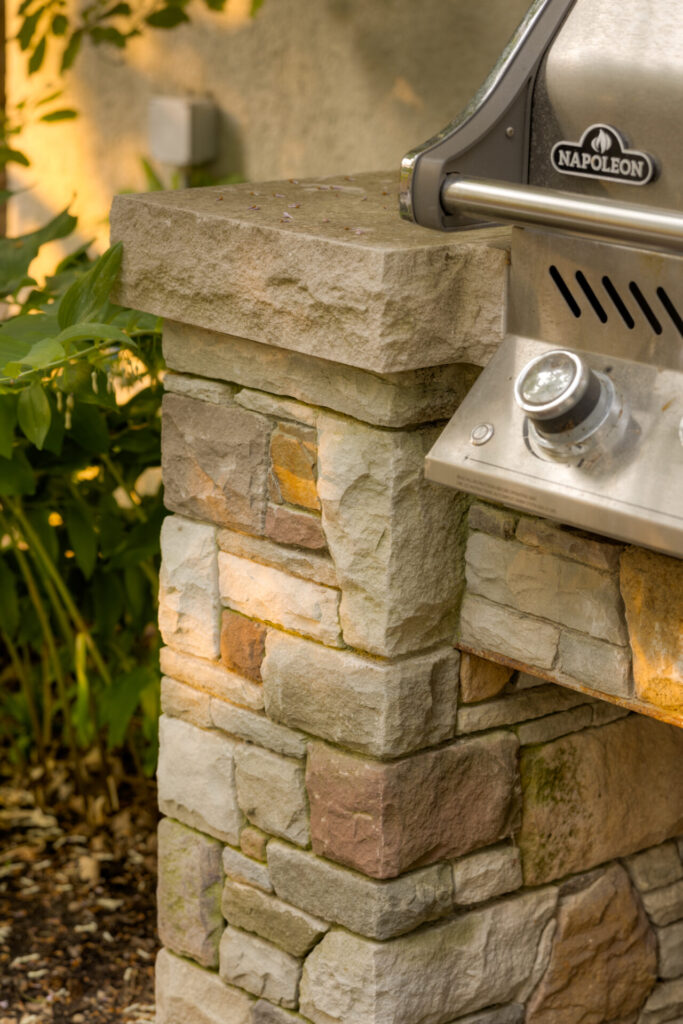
[0,773,158,1024]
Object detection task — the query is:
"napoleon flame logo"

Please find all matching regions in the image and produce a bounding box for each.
[551,124,655,185]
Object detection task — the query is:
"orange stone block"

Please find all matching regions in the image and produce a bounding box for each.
[220,609,267,683]
[620,547,683,712]
[270,423,320,511]
[459,652,513,703]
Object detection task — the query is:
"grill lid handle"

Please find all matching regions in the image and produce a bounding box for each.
[441,176,683,253]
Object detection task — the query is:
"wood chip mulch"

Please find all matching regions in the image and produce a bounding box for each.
[0,774,159,1024]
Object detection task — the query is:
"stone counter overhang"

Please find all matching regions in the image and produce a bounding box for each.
[111,170,683,732]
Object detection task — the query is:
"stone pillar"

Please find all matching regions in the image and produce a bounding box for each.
[112,173,683,1024]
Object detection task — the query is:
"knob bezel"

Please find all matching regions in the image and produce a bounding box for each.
[514,349,590,422]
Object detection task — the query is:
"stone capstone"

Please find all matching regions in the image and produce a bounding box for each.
[459,653,513,703]
[306,734,520,879]
[162,393,270,533]
[218,551,342,647]
[157,818,224,969]
[157,715,244,844]
[159,516,221,660]
[526,863,656,1024]
[111,174,509,375]
[235,745,310,847]
[155,949,252,1024]
[452,844,523,905]
[620,547,683,711]
[160,646,264,711]
[222,879,328,957]
[519,716,683,885]
[267,840,453,940]
[298,888,558,1024]
[262,630,459,758]
[316,413,466,657]
[219,926,301,1009]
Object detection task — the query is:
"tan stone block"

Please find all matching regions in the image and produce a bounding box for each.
[456,684,590,735]
[219,551,342,647]
[240,826,269,862]
[217,527,337,588]
[519,716,683,885]
[161,393,270,533]
[468,502,517,540]
[219,926,301,1008]
[639,978,683,1024]
[515,516,622,571]
[620,547,683,712]
[466,533,628,645]
[459,653,513,703]
[221,610,267,682]
[155,948,253,1024]
[161,676,212,729]
[641,880,683,926]
[306,734,520,879]
[210,698,308,759]
[459,593,560,669]
[624,842,683,893]
[159,516,221,660]
[157,818,224,969]
[223,844,273,893]
[270,424,320,512]
[222,879,328,956]
[264,504,327,551]
[526,864,656,1024]
[160,646,265,711]
[235,745,310,847]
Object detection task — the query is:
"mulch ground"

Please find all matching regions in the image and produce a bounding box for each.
[0,771,158,1024]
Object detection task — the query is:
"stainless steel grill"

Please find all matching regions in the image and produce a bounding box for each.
[400,0,683,558]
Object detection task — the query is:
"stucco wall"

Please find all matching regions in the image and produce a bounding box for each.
[8,0,529,253]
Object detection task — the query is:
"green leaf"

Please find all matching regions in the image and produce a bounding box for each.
[19,337,65,369]
[17,381,51,448]
[58,243,123,329]
[55,321,129,347]
[51,13,68,35]
[250,0,264,14]
[0,557,20,638]
[27,506,59,564]
[90,26,127,46]
[65,501,97,577]
[103,1,132,14]
[202,0,225,10]
[18,7,45,50]
[60,29,83,71]
[0,147,30,169]
[0,210,76,299]
[40,108,78,122]
[0,396,17,458]
[68,402,109,453]
[28,35,46,74]
[0,314,60,368]
[140,158,164,192]
[100,666,153,748]
[0,451,36,495]
[145,5,189,27]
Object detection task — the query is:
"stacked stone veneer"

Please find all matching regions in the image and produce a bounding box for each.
[110,173,683,1024]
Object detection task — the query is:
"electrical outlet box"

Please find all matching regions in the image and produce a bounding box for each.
[148,95,217,167]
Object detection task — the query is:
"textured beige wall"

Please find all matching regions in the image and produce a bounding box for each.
[8,0,529,255]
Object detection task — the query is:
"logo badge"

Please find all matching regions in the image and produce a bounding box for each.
[551,124,655,186]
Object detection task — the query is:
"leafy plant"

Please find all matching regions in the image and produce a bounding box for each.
[0,230,165,817]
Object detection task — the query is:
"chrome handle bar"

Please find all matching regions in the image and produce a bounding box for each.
[441,175,683,252]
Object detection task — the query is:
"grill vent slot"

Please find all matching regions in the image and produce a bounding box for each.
[575,270,607,323]
[601,276,635,329]
[656,287,683,337]
[628,282,663,335]
[549,265,581,317]
[548,265,680,337]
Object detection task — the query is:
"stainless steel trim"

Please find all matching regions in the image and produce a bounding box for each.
[441,176,683,252]
[400,0,577,229]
